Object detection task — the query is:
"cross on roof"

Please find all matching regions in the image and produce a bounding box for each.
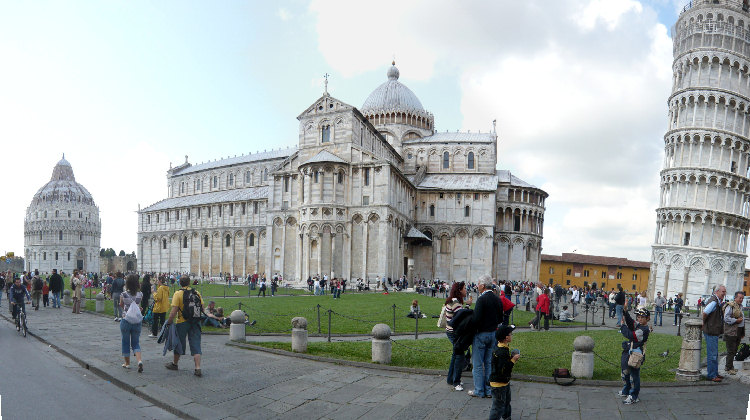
[324,73,329,94]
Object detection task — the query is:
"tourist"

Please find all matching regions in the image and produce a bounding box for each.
[667,297,673,311]
[673,293,684,326]
[614,286,625,327]
[407,300,425,318]
[444,281,473,391]
[119,274,144,372]
[535,287,550,331]
[489,324,519,419]
[558,305,574,322]
[164,275,204,377]
[270,275,278,296]
[637,291,647,309]
[42,279,49,307]
[702,284,727,382]
[31,269,43,310]
[49,268,62,308]
[608,290,616,318]
[71,270,83,314]
[570,286,580,316]
[468,275,503,398]
[112,272,125,321]
[653,291,666,327]
[619,308,650,404]
[723,291,745,375]
[257,278,267,297]
[149,276,169,338]
[307,276,313,292]
[202,301,226,328]
[140,274,152,314]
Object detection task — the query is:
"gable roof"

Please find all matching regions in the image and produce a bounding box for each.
[141,187,268,212]
[403,131,495,144]
[171,148,296,176]
[302,150,349,165]
[416,174,498,191]
[542,253,651,269]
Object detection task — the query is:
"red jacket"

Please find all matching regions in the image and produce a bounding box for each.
[537,293,550,315]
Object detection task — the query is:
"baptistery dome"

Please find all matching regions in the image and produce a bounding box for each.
[24,155,101,274]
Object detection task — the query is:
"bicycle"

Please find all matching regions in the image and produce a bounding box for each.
[11,302,28,337]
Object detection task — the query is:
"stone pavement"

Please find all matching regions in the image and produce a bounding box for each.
[5,304,749,419]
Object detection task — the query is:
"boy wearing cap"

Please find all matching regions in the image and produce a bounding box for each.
[619,308,650,404]
[489,324,519,420]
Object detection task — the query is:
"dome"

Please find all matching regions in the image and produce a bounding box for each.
[361,62,425,115]
[30,155,95,206]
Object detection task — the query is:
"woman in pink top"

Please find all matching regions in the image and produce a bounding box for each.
[444,282,473,391]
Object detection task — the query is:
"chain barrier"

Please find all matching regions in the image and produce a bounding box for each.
[241,305,317,317]
[329,310,386,324]
[389,338,453,353]
[520,350,574,360]
[591,348,678,370]
[329,336,373,343]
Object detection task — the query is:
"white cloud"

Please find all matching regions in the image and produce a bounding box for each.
[277,8,291,21]
[310,0,673,261]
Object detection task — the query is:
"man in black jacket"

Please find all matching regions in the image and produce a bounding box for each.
[49,269,63,308]
[615,286,626,327]
[468,275,503,398]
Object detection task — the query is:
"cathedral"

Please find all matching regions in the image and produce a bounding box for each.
[24,156,102,274]
[137,63,547,285]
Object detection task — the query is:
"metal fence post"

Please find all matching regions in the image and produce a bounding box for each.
[415,314,419,340]
[392,304,396,333]
[327,310,332,342]
[317,304,321,334]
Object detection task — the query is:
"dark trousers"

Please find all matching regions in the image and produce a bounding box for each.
[42,294,49,307]
[725,333,743,371]
[151,312,166,336]
[257,288,266,297]
[489,385,511,420]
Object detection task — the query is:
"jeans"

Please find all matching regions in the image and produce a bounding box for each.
[472,331,495,397]
[446,332,464,386]
[151,312,166,336]
[112,293,122,317]
[515,294,519,304]
[120,319,142,357]
[608,302,615,318]
[654,308,663,326]
[621,365,641,399]
[615,304,623,326]
[333,288,341,298]
[489,385,511,420]
[704,333,719,379]
[257,288,266,297]
[675,310,681,325]
[52,292,61,308]
[203,317,222,328]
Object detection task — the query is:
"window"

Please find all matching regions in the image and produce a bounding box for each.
[364,168,370,186]
[176,210,180,221]
[601,282,605,289]
[162,239,167,249]
[180,182,185,193]
[79,233,82,241]
[732,161,737,173]
[183,237,188,248]
[464,206,470,217]
[245,171,251,184]
[284,177,289,192]
[429,204,435,217]
[229,205,233,216]
[337,172,343,184]
[683,232,690,246]
[632,284,637,290]
[254,202,259,214]
[156,213,159,223]
[242,203,246,215]
[225,234,231,247]
[566,268,572,275]
[55,252,58,261]
[55,210,59,217]
[67,252,70,261]
[39,232,42,240]
[583,270,590,277]
[549,267,554,274]
[548,279,554,285]
[197,208,201,218]
[601,271,607,278]
[513,215,520,231]
[566,279,570,285]
[457,193,462,201]
[59,231,63,241]
[467,152,475,169]
[314,171,319,183]
[219,206,222,217]
[249,233,255,246]
[208,207,211,218]
[44,211,47,218]
[616,272,623,279]
[166,212,170,222]
[79,212,82,218]
[362,196,370,205]
[264,169,268,181]
[203,236,208,247]
[43,252,46,261]
[474,193,479,200]
[229,174,234,186]
[442,151,450,169]
[439,193,444,199]
[632,274,637,281]
[321,125,331,142]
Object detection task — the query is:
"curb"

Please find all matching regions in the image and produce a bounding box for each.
[227,341,725,388]
[0,311,200,420]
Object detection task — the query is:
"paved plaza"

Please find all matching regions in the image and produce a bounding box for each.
[3,303,749,420]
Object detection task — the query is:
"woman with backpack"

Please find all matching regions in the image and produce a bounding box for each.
[119,274,144,372]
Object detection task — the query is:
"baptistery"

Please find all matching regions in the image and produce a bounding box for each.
[24,155,101,274]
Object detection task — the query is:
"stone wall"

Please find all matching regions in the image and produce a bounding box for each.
[100,255,138,274]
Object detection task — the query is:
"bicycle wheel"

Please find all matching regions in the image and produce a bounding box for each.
[15,314,20,334]
[21,313,27,337]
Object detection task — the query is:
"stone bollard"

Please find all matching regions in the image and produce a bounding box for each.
[63,289,71,306]
[371,323,392,364]
[95,293,105,312]
[676,318,702,381]
[571,335,594,379]
[291,317,308,353]
[229,310,246,341]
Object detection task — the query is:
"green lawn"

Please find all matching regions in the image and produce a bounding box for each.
[249,330,724,382]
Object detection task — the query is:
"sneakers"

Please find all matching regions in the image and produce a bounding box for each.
[617,391,628,397]
[147,334,156,338]
[623,395,639,404]
[165,362,178,371]
[114,317,120,321]
[454,384,464,391]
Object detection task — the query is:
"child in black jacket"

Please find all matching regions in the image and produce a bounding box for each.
[489,324,520,420]
[619,308,650,404]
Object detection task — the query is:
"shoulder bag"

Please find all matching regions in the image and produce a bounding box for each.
[627,342,644,369]
[437,304,447,328]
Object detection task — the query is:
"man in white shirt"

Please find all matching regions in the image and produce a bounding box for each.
[571,286,580,317]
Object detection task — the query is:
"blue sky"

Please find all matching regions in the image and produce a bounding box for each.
[0,0,690,263]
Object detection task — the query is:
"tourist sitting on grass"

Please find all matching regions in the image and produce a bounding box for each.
[407,299,426,318]
[202,301,227,328]
[558,306,574,322]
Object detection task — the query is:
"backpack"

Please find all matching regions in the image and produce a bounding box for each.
[123,294,143,324]
[33,277,43,291]
[181,288,203,322]
[736,343,750,361]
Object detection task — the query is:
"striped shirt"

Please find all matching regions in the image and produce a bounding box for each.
[445,299,464,332]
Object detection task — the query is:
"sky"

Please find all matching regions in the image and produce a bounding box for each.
[0,0,688,262]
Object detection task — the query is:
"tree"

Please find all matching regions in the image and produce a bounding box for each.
[118,250,125,257]
[100,248,106,257]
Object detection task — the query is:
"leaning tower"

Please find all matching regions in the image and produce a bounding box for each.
[649,0,750,304]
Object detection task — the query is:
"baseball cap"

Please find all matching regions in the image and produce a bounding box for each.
[495,324,516,341]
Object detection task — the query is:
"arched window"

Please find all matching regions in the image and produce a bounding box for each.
[245,171,251,184]
[429,204,435,217]
[203,236,208,248]
[467,152,475,169]
[321,125,331,143]
[59,230,63,241]
[213,176,218,188]
[423,231,433,241]
[44,211,47,218]
[464,206,470,217]
[442,152,450,169]
[249,233,255,246]
[225,234,231,247]
[182,237,188,248]
[79,233,83,241]
[229,174,234,186]
[162,239,167,249]
[264,169,268,181]
[337,171,343,184]
[55,210,59,217]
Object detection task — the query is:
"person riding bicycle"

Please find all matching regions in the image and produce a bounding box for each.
[9,276,31,325]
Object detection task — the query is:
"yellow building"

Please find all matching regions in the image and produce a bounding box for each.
[540,253,650,293]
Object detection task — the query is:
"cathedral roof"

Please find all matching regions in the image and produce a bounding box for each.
[404,132,495,144]
[496,170,541,190]
[301,150,348,165]
[405,227,432,241]
[415,174,498,191]
[172,147,296,176]
[30,155,96,206]
[361,62,425,115]
[141,186,268,212]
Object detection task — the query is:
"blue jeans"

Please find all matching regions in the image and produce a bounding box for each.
[515,294,519,304]
[654,308,663,326]
[112,293,122,318]
[472,331,495,397]
[675,310,681,325]
[621,365,641,399]
[120,319,142,357]
[489,385,511,419]
[52,292,61,308]
[615,304,623,326]
[704,333,719,379]
[446,332,464,386]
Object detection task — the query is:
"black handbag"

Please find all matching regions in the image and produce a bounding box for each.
[553,368,576,386]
